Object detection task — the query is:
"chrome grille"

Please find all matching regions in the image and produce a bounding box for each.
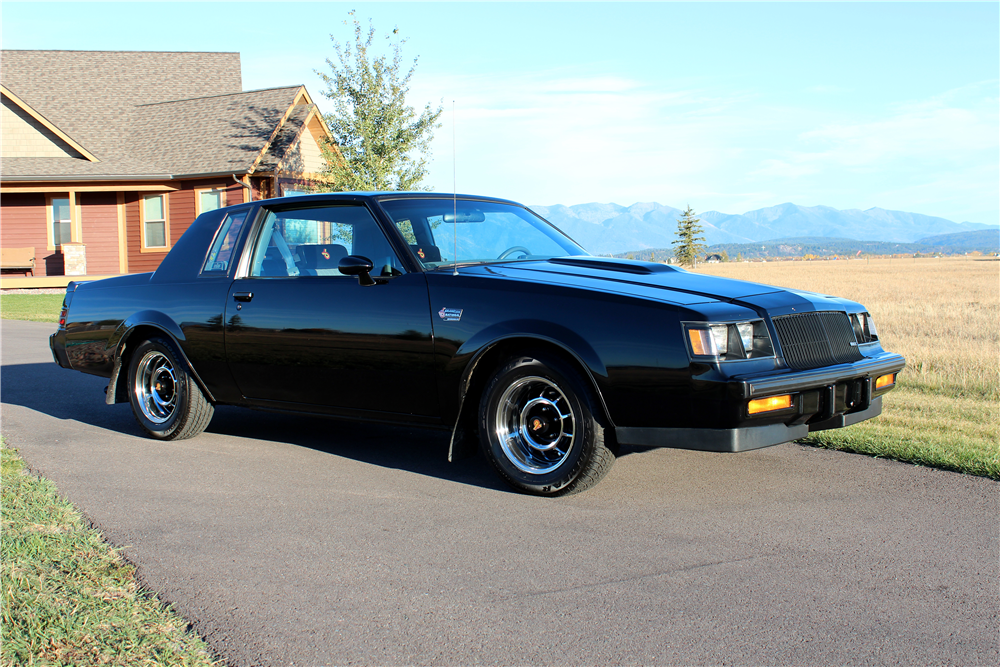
[773,311,863,370]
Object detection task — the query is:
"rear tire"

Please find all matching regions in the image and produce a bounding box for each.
[127,337,214,440]
[479,354,614,496]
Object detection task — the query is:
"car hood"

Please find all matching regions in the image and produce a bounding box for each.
[464,256,859,314]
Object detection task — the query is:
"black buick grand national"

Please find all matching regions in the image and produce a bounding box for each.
[50,193,905,495]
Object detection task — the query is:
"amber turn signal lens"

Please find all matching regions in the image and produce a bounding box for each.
[875,373,896,390]
[688,328,717,356]
[748,394,793,415]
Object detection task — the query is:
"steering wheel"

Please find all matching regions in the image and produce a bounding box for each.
[497,246,531,260]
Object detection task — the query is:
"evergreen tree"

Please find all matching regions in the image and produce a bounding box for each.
[316,12,443,191]
[672,206,706,267]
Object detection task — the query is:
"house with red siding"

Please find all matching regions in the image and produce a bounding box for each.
[1,50,334,284]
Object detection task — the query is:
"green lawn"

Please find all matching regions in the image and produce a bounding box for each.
[802,383,999,479]
[0,294,63,323]
[1,441,220,667]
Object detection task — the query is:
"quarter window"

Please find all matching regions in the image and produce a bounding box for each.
[52,197,72,246]
[142,194,168,249]
[202,211,249,274]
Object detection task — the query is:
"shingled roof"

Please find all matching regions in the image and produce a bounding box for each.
[1,50,329,180]
[257,104,315,172]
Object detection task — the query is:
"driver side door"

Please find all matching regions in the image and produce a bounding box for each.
[224,202,439,420]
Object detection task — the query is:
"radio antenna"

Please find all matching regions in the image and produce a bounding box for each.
[452,100,458,276]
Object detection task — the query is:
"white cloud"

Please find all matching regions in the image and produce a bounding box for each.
[314,62,997,223]
[412,68,768,206]
[754,83,999,175]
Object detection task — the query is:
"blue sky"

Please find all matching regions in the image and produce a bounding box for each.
[4,2,998,223]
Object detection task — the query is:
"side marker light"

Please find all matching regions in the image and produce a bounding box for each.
[748,394,793,415]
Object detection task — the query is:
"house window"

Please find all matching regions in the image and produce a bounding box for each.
[52,197,72,246]
[198,188,225,214]
[142,194,169,249]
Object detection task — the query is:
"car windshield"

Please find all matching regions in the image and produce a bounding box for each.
[378,198,588,268]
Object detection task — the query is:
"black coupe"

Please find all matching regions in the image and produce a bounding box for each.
[50,193,905,495]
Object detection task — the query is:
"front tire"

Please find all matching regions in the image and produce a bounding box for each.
[479,354,614,496]
[127,337,214,440]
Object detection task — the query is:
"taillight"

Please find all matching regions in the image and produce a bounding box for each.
[58,299,68,327]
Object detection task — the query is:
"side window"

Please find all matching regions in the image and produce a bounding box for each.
[248,205,404,278]
[201,210,249,274]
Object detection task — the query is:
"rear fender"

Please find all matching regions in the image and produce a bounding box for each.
[105,312,215,405]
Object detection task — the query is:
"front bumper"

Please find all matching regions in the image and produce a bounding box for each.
[614,351,904,453]
[615,397,882,452]
[729,353,906,399]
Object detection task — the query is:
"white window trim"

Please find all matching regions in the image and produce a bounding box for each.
[140,193,170,252]
[195,186,227,215]
[45,192,77,251]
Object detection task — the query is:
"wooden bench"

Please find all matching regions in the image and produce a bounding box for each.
[1,246,36,276]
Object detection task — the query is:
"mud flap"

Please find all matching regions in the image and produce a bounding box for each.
[447,423,479,462]
[106,356,124,405]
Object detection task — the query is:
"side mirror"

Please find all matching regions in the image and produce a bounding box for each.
[338,255,376,286]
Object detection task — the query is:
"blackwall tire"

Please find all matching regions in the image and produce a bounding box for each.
[479,354,614,496]
[127,337,214,440]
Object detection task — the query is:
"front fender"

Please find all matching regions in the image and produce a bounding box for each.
[453,319,608,383]
[446,320,613,462]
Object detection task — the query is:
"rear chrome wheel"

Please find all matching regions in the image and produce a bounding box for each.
[480,354,614,496]
[127,337,214,440]
[134,349,177,424]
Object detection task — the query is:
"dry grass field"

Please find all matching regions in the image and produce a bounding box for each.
[695,257,999,478]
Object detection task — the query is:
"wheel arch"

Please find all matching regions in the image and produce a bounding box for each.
[106,314,215,405]
[447,332,614,462]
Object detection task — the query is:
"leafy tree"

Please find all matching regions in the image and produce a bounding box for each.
[315,12,443,191]
[720,249,729,262]
[672,206,706,267]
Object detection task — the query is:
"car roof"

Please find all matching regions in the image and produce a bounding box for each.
[246,192,524,207]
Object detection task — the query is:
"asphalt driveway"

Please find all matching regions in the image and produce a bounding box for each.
[2,319,997,666]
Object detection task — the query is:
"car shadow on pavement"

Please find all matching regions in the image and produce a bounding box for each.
[1,361,145,435]
[207,405,508,492]
[2,361,506,493]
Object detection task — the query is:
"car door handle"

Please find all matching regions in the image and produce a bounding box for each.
[233,292,254,302]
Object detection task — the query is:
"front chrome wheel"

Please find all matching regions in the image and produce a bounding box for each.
[480,354,614,496]
[134,349,177,424]
[495,376,576,474]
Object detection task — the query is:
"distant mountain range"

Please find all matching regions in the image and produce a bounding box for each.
[529,202,999,256]
[610,231,1000,263]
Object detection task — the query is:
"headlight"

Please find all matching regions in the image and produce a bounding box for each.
[685,320,774,361]
[850,312,879,343]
